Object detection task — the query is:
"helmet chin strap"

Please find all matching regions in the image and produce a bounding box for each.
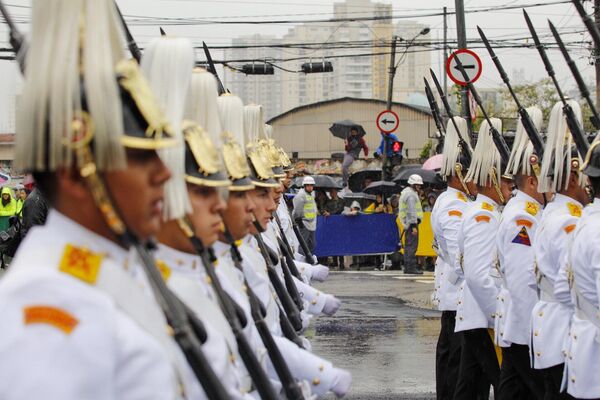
[489,166,506,205]
[454,163,475,200]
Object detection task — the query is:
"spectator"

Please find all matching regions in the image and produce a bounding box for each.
[14,184,27,216]
[323,188,346,270]
[342,201,361,216]
[372,194,393,214]
[292,176,318,256]
[0,187,16,231]
[342,128,369,186]
[315,189,329,215]
[398,174,424,274]
[374,132,403,180]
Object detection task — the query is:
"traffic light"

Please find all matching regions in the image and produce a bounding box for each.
[392,140,404,154]
[242,63,275,75]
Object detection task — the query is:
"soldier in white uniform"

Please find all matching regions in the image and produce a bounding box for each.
[430,116,474,400]
[495,107,546,399]
[563,140,600,400]
[532,101,589,399]
[0,1,215,398]
[142,48,261,399]
[454,118,513,400]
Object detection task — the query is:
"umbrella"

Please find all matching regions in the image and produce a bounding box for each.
[292,175,342,190]
[393,167,446,188]
[422,154,443,171]
[348,168,382,192]
[329,120,366,140]
[363,181,400,197]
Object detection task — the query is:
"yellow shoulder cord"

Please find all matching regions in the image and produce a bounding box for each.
[489,166,506,205]
[454,163,474,200]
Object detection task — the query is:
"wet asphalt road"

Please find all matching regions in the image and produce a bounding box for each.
[307,270,440,400]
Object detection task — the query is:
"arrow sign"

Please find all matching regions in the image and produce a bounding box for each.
[376,110,399,133]
[446,49,482,86]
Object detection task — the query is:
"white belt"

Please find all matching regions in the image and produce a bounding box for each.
[536,271,557,302]
[573,283,600,333]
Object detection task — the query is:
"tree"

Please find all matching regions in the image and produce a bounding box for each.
[500,78,559,130]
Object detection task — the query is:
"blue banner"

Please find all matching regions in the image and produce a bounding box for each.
[314,214,400,257]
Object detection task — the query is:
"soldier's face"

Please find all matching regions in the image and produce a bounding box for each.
[248,187,277,233]
[187,184,226,246]
[222,191,255,240]
[272,184,283,204]
[105,148,171,241]
[500,177,513,204]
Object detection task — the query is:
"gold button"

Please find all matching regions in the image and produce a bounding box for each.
[312,378,321,386]
[534,331,539,337]
[311,299,317,305]
[459,316,464,320]
[538,312,543,317]
[458,301,462,304]
[318,364,324,372]
[500,332,504,336]
[571,377,575,383]
[573,335,577,340]
[166,325,175,337]
[205,276,212,285]
[536,352,541,357]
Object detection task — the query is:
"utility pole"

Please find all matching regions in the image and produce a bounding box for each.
[382,36,398,181]
[596,0,600,107]
[454,0,474,142]
[443,7,448,98]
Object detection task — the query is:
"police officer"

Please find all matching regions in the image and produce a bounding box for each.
[562,140,600,399]
[495,107,545,399]
[0,1,208,398]
[399,174,424,274]
[531,101,589,399]
[292,176,318,257]
[430,116,473,400]
[454,118,513,400]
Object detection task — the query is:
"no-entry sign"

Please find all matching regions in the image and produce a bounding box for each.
[376,109,399,133]
[446,49,482,86]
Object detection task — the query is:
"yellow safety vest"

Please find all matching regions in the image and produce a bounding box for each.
[303,193,317,220]
[398,189,423,225]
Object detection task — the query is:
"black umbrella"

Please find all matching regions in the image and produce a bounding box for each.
[329,120,367,140]
[393,167,446,188]
[348,168,382,192]
[292,175,342,190]
[363,180,400,197]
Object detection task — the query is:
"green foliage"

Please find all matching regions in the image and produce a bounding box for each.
[500,78,559,130]
[419,139,433,159]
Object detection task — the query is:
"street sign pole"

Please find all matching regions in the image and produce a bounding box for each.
[383,36,398,181]
[454,0,474,142]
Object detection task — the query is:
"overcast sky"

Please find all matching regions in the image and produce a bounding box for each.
[0,0,594,131]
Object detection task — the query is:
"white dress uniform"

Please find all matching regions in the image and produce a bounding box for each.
[0,211,204,400]
[430,187,470,312]
[154,243,256,400]
[530,194,582,369]
[494,190,542,347]
[237,236,351,398]
[455,194,502,332]
[563,198,600,398]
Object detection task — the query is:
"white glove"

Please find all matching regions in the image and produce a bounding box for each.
[331,368,352,397]
[322,294,342,316]
[311,264,330,282]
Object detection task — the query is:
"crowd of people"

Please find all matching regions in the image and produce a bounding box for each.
[431,104,600,400]
[0,2,352,399]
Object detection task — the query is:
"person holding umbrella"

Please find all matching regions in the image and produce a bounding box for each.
[342,128,369,187]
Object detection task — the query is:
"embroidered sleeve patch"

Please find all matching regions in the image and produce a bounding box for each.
[155,260,172,281]
[475,215,491,223]
[525,201,539,216]
[512,227,531,246]
[24,305,79,335]
[481,202,494,211]
[566,203,582,218]
[448,210,463,217]
[564,224,576,234]
[516,219,533,228]
[59,244,103,284]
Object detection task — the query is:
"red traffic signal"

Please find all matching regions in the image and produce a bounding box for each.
[392,141,403,154]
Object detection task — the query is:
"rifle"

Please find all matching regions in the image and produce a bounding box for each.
[177,220,280,400]
[278,246,306,311]
[291,218,317,265]
[203,42,227,95]
[273,213,304,280]
[452,53,511,164]
[114,3,142,63]
[429,70,473,165]
[549,21,600,130]
[0,1,25,72]
[253,227,304,332]
[221,227,306,400]
[523,10,590,159]
[571,0,600,51]
[478,26,545,159]
[423,78,447,137]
